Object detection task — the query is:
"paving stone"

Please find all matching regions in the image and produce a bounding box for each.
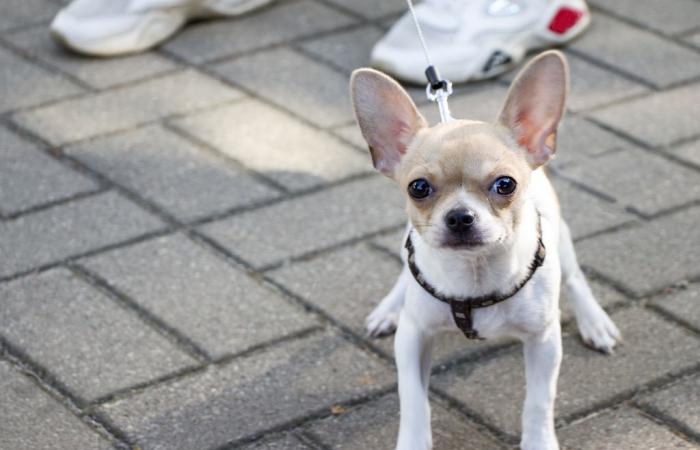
[163,0,355,64]
[324,0,407,20]
[0,0,60,31]
[503,53,649,113]
[299,25,384,74]
[0,191,165,278]
[83,234,317,359]
[211,47,353,128]
[200,175,405,269]
[559,405,697,450]
[0,361,112,450]
[589,0,700,35]
[306,393,505,450]
[589,83,700,147]
[65,124,279,221]
[553,117,628,168]
[97,330,394,450]
[571,13,700,88]
[173,100,370,191]
[332,123,367,151]
[5,26,180,89]
[371,226,406,257]
[0,125,98,216]
[12,69,243,145]
[667,138,700,167]
[240,434,311,449]
[638,375,700,436]
[551,175,636,240]
[0,268,196,402]
[0,46,83,113]
[651,287,700,331]
[559,148,700,216]
[577,206,700,297]
[686,32,700,49]
[432,307,700,437]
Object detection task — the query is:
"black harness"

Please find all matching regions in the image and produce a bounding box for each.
[404,216,546,339]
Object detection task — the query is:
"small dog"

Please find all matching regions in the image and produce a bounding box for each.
[350,51,621,450]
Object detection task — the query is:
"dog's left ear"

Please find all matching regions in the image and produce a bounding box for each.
[497,50,568,168]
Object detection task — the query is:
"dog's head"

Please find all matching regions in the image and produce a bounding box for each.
[350,51,568,252]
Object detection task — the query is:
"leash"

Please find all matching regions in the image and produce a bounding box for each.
[404,214,547,339]
[405,0,454,123]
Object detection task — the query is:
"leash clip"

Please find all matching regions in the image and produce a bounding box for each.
[424,65,453,123]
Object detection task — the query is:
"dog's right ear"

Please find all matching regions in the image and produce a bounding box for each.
[350,68,427,179]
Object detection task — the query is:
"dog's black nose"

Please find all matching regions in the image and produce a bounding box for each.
[445,209,475,232]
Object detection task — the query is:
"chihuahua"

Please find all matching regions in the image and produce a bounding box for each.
[349,51,621,450]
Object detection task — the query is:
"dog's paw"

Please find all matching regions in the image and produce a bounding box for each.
[576,305,621,354]
[365,307,398,338]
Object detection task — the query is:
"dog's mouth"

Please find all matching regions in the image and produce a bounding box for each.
[440,235,486,249]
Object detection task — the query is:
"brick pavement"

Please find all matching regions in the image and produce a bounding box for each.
[1,1,699,449]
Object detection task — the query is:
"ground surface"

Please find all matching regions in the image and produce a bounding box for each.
[1,0,700,449]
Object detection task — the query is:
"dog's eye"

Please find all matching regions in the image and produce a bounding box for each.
[408,178,432,199]
[492,176,517,196]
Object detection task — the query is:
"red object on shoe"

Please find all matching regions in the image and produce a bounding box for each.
[548,7,583,34]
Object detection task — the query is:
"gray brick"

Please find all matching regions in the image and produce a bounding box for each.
[200,175,405,269]
[65,124,279,221]
[638,375,700,436]
[572,13,700,88]
[371,227,406,256]
[306,393,505,450]
[559,148,700,216]
[5,26,180,89]
[577,207,700,296]
[0,191,165,278]
[589,0,700,35]
[211,47,353,128]
[0,46,83,113]
[241,434,311,449]
[0,0,59,31]
[332,123,367,151]
[299,25,384,74]
[12,69,244,145]
[552,175,636,240]
[432,307,700,437]
[82,234,317,359]
[686,31,700,49]
[0,269,196,402]
[667,138,700,167]
[0,125,98,216]
[268,242,501,362]
[651,287,700,331]
[0,361,112,450]
[553,117,628,168]
[324,0,407,20]
[589,83,700,147]
[163,0,356,64]
[559,405,697,450]
[173,99,370,191]
[97,331,394,450]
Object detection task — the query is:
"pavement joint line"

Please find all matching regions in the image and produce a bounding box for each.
[87,326,322,412]
[589,4,700,55]
[564,46,660,91]
[646,303,700,337]
[556,361,700,430]
[213,384,398,450]
[0,34,97,93]
[68,262,213,362]
[631,382,700,445]
[162,120,291,194]
[257,222,408,272]
[0,20,55,37]
[0,226,177,284]
[548,168,618,204]
[570,219,641,244]
[310,0,372,23]
[0,186,109,221]
[0,335,132,449]
[626,198,700,221]
[294,429,332,450]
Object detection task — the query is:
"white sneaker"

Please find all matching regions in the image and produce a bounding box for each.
[371,0,590,84]
[50,0,275,56]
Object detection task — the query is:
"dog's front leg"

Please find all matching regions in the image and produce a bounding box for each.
[520,322,562,450]
[395,309,433,450]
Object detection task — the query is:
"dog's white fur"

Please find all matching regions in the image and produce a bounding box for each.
[351,51,620,450]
